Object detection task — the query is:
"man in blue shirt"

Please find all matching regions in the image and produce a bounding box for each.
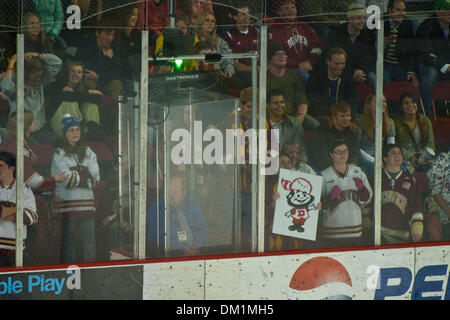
[146,175,206,257]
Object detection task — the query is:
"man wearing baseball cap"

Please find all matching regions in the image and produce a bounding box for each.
[266,42,319,131]
[416,0,450,117]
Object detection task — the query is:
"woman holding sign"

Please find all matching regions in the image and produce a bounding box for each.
[320,141,373,248]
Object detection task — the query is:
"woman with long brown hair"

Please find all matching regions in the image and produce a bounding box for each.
[116,4,141,94]
[354,93,396,174]
[51,114,100,263]
[394,93,435,173]
[23,12,55,54]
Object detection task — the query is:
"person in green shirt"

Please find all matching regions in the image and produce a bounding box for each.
[267,43,320,131]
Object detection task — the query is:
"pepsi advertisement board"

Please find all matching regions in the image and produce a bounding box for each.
[143,244,450,300]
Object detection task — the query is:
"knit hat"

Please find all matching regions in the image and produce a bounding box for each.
[62,113,81,134]
[435,0,450,10]
[267,42,285,61]
[347,3,366,18]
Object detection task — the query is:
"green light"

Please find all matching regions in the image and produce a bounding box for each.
[174,59,184,70]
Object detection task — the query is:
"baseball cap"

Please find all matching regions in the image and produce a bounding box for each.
[267,42,285,60]
[347,3,366,18]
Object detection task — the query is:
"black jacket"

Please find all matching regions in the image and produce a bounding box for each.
[325,23,376,74]
[383,17,418,73]
[416,15,450,70]
[306,67,359,117]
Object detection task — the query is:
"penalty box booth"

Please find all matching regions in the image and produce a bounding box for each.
[147,50,260,257]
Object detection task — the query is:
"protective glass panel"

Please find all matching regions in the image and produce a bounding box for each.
[147,89,253,258]
[0,0,143,268]
[263,0,450,253]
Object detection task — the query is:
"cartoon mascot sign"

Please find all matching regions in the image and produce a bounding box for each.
[273,169,323,241]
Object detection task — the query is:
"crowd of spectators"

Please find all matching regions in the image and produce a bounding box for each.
[0,0,448,264]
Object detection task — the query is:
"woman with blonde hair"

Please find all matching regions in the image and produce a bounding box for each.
[23,12,54,54]
[354,93,396,174]
[193,12,245,92]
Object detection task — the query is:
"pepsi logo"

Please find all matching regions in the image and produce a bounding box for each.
[288,256,353,300]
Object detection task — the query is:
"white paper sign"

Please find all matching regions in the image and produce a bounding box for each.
[272,169,323,241]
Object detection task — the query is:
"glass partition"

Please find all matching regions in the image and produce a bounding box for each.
[146,91,250,258]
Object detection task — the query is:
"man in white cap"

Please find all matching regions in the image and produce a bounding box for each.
[325,3,376,83]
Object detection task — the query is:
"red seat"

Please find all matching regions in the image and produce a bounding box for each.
[29,144,56,166]
[413,172,429,198]
[431,80,450,121]
[355,83,374,105]
[383,81,425,115]
[87,141,113,162]
[227,88,241,98]
[0,100,10,126]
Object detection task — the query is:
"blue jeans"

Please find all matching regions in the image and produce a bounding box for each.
[61,216,96,263]
[368,62,410,89]
[418,63,450,117]
[294,68,310,85]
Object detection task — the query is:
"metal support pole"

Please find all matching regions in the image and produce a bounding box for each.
[136,30,149,259]
[155,125,160,255]
[251,56,258,252]
[163,106,170,255]
[234,99,242,251]
[374,16,385,247]
[169,0,175,28]
[117,97,124,230]
[15,34,25,267]
[257,26,268,253]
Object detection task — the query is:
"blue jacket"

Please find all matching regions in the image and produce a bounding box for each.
[146,197,206,254]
